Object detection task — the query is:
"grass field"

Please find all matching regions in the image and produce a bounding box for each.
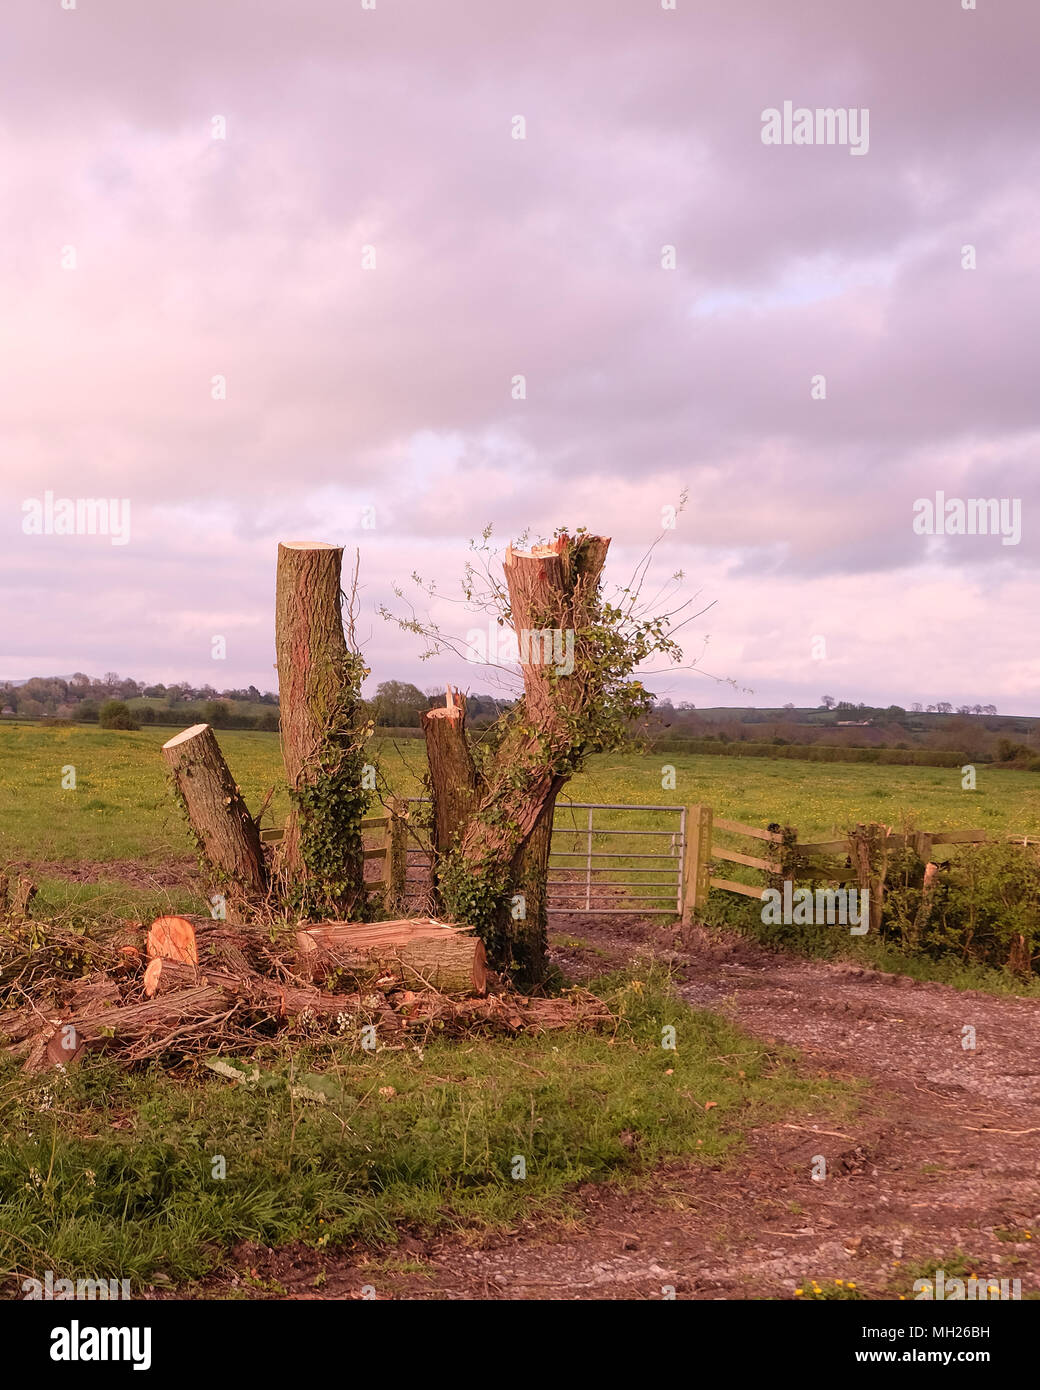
[2,724,1038,868]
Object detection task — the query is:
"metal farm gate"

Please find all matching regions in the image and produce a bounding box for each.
[546,802,685,915]
[395,798,686,918]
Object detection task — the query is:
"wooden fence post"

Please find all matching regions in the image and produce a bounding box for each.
[682,804,713,926]
[388,799,408,912]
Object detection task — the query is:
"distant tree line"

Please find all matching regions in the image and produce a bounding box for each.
[3,674,1033,763]
[0,673,280,730]
[639,696,1038,766]
[820,695,998,716]
[0,674,512,734]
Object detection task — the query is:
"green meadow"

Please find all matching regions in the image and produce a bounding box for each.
[1,723,1038,867]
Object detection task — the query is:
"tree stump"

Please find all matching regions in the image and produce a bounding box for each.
[421,687,481,859]
[421,534,610,983]
[274,541,369,915]
[161,724,267,898]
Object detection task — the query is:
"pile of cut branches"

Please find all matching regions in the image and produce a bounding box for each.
[0,912,613,1071]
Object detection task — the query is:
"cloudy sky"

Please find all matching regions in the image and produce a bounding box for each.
[3,0,1037,711]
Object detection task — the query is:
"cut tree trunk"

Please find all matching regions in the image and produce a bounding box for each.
[420,534,610,983]
[295,918,487,994]
[911,860,939,946]
[501,535,611,731]
[506,790,559,984]
[456,536,608,871]
[849,823,889,937]
[274,541,368,916]
[161,724,267,899]
[387,798,409,914]
[421,686,481,859]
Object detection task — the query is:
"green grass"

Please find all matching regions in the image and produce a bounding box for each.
[28,877,208,928]
[705,884,1040,997]
[0,965,852,1289]
[0,725,291,865]
[851,943,1040,996]
[3,724,1037,866]
[567,753,1040,841]
[794,1278,864,1300]
[893,1250,1010,1300]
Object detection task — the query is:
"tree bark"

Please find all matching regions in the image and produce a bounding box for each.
[421,533,611,983]
[161,724,267,899]
[296,919,487,994]
[274,541,368,916]
[507,789,559,985]
[421,686,481,860]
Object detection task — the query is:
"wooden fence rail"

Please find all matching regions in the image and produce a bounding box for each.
[683,805,1038,917]
[261,808,406,906]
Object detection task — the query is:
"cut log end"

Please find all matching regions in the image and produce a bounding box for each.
[162,723,211,750]
[147,915,199,966]
[143,957,164,998]
[423,685,463,722]
[504,534,611,564]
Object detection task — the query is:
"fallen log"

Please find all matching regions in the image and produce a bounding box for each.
[23,985,228,1072]
[11,949,612,1068]
[161,724,267,899]
[296,917,487,994]
[136,957,371,1014]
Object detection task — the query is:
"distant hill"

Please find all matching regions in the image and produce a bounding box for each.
[636,702,1040,767]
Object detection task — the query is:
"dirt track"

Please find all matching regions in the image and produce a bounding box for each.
[220,918,1040,1300]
